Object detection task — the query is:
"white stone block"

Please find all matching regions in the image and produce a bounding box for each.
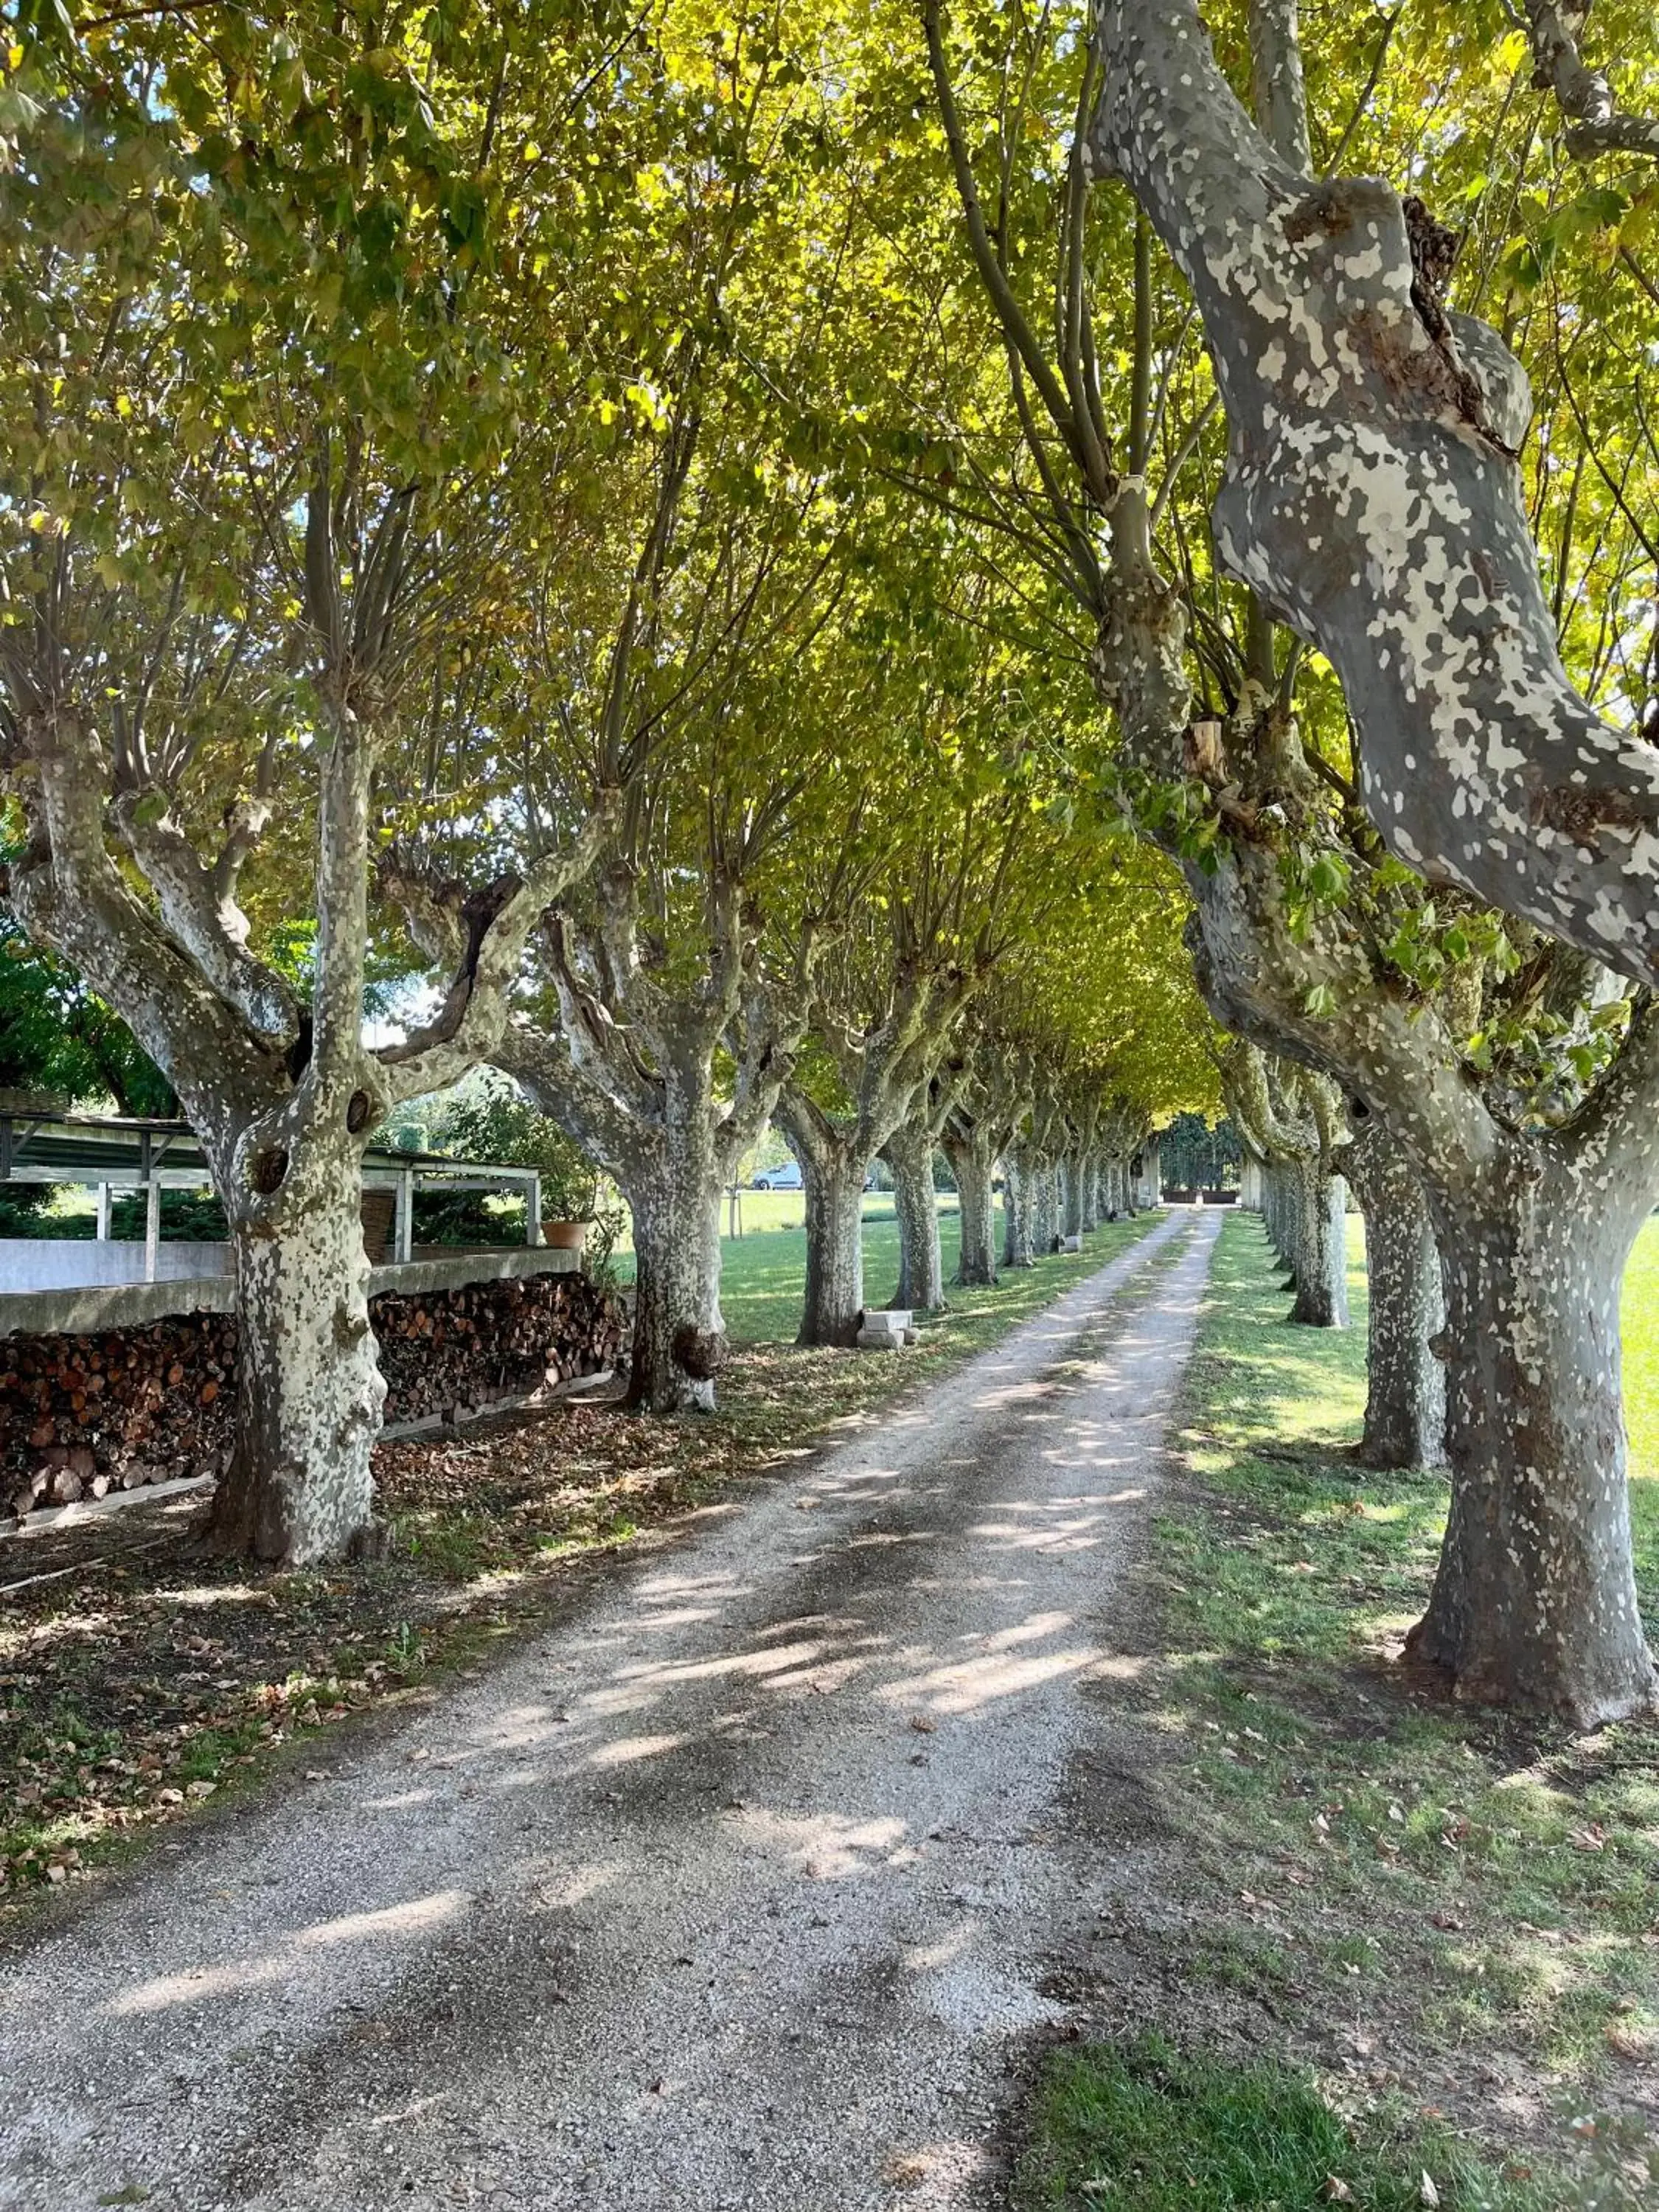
[859,1308,911,1336]
[856,1329,903,1350]
[1062,1233,1082,1253]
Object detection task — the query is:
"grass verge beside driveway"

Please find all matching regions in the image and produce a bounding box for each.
[1017,1211,1658,2211]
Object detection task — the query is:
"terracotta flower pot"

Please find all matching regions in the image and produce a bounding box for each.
[540,1220,588,1252]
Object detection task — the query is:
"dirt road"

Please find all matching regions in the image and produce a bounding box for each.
[1,1207,1220,2212]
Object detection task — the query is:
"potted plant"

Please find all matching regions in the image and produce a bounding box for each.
[435,1076,622,1274]
[540,1215,588,1252]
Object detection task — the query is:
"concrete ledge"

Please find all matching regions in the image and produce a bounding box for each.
[0,1276,234,1339]
[368,1245,578,1300]
[0,1244,580,1339]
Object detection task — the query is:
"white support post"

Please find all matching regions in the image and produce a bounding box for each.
[394,1169,414,1265]
[528,1172,542,1245]
[96,1183,112,1240]
[144,1178,161,1283]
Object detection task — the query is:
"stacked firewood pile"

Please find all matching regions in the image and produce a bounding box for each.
[374,1272,625,1429]
[3,1271,626,1520]
[1,1318,237,1513]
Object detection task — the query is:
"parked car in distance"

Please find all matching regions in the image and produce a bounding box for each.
[752,1160,804,1190]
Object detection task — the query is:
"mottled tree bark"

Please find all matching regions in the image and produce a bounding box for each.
[944,1121,999,1286]
[932,0,1659,1717]
[1004,1150,1036,1267]
[794,1139,869,1347]
[1062,1155,1085,1239]
[1521,1,1659,164]
[498,863,804,1416]
[210,1146,385,1563]
[7,632,605,1561]
[883,1119,945,1312]
[1206,959,1659,1719]
[1288,1160,1349,1329]
[1093,0,1659,987]
[1261,1162,1298,1283]
[1228,1048,1347,1326]
[1346,1115,1446,1469]
[1076,1150,1099,1233]
[623,1113,728,1415]
[1411,1146,1655,1722]
[1040,1161,1064,1251]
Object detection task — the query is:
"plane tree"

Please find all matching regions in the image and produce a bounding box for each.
[0,1,640,1559]
[776,774,1028,1346]
[476,445,888,1411]
[917,0,1659,1715]
[1223,1044,1350,1329]
[1090,0,1659,983]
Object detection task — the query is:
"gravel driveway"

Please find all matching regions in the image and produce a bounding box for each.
[1,1207,1220,2212]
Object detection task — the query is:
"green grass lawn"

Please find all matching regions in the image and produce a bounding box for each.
[1015,1209,1659,2212]
[1018,2034,1545,2212]
[616,1184,895,1248]
[611,1189,987,1344]
[719,1192,981,1342]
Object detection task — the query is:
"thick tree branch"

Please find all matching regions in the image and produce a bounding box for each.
[115,798,299,1046]
[1520,2,1659,162]
[1092,0,1659,986]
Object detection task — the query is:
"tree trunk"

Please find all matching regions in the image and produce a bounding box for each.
[209,1152,384,1565]
[1346,1120,1446,1469]
[626,1146,726,1413]
[1093,0,1659,992]
[947,1130,998,1286]
[1063,1155,1085,1238]
[1141,1138,1162,1207]
[1004,1151,1035,1268]
[1037,1163,1062,1253]
[798,1142,867,1347]
[883,1122,945,1312]
[1409,1161,1656,1722]
[1288,1162,1349,1328]
[1077,1152,1099,1233]
[1263,1161,1300,1283]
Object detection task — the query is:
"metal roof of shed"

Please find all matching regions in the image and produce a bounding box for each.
[0,1111,532,1188]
